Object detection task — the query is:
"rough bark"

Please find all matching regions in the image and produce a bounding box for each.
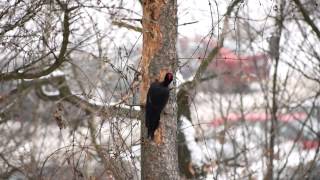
[140,0,179,179]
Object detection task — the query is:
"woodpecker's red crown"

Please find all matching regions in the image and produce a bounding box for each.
[165,72,173,82]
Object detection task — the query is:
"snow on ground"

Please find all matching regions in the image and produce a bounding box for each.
[0,116,141,176]
[186,73,319,179]
[193,123,319,180]
[180,116,208,166]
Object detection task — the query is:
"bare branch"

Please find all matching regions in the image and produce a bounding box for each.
[112,21,143,33]
[0,4,72,82]
[42,76,141,119]
[292,0,320,41]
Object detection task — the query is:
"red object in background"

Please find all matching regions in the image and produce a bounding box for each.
[207,47,271,88]
[178,37,271,90]
[302,140,320,150]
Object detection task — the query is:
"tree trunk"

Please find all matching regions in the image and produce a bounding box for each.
[265,0,284,179]
[140,0,179,179]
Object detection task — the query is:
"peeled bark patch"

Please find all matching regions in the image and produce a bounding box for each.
[140,0,165,106]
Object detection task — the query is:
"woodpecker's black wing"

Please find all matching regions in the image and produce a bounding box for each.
[145,82,170,139]
[148,82,170,111]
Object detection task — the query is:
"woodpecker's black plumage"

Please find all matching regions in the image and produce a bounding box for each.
[145,72,173,140]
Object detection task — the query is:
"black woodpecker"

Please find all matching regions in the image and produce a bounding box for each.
[145,72,173,140]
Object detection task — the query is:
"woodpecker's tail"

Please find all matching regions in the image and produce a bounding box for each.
[146,113,161,140]
[147,128,155,140]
